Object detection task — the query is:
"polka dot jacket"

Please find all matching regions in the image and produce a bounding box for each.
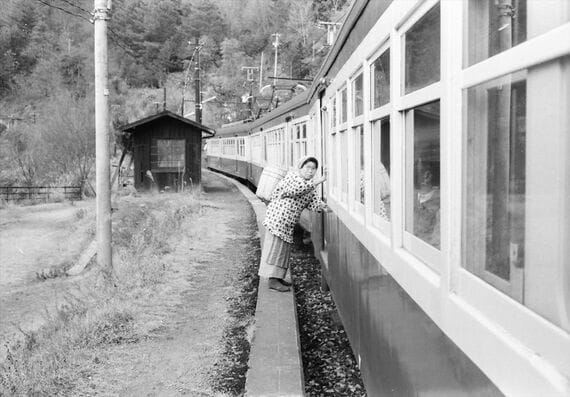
[263,171,325,244]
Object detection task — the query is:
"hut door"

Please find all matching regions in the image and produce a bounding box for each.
[135,143,151,190]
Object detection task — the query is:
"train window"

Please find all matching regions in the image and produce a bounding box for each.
[372,118,390,222]
[340,87,348,124]
[340,129,348,201]
[404,3,440,94]
[352,73,364,117]
[405,101,441,250]
[353,125,365,205]
[465,0,526,67]
[371,49,390,109]
[462,54,570,323]
[237,138,245,158]
[302,123,308,157]
[464,70,526,298]
[251,134,262,163]
[290,126,296,166]
[331,132,338,194]
[332,96,337,128]
[465,0,570,68]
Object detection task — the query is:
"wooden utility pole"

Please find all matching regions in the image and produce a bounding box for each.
[93,0,113,280]
[194,37,202,125]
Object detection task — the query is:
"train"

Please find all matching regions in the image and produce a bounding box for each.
[206,0,570,395]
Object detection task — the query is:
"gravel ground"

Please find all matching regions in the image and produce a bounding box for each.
[290,229,367,397]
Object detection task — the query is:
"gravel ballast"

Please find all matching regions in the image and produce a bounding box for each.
[290,229,367,396]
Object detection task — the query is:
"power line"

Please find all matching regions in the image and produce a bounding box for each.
[57,0,91,16]
[34,0,92,24]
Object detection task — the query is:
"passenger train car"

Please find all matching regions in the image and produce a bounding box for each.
[207,1,570,395]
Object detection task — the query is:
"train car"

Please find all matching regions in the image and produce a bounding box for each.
[207,1,570,395]
[207,91,313,186]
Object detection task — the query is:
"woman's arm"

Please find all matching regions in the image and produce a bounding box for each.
[278,174,316,199]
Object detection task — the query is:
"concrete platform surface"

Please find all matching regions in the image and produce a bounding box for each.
[207,170,304,397]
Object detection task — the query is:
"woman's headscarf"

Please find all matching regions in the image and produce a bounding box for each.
[297,156,319,170]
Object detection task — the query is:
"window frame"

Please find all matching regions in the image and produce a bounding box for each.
[366,41,392,235]
[397,0,443,271]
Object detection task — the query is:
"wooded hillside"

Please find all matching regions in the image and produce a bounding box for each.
[0,0,349,188]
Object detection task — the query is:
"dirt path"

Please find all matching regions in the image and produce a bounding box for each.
[80,172,260,396]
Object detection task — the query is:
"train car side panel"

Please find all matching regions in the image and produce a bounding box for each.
[320,212,502,396]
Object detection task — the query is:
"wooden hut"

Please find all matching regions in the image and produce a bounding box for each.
[120,111,215,191]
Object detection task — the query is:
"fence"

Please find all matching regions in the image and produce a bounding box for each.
[0,186,82,202]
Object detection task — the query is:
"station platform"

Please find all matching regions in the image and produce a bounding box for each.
[214,172,305,396]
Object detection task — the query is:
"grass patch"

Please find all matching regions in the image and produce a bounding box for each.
[0,192,199,395]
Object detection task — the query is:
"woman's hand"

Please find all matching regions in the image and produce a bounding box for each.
[313,172,327,186]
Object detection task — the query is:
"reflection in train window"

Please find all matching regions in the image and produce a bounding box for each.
[340,87,347,123]
[371,49,390,109]
[465,0,527,67]
[372,118,390,221]
[464,71,526,298]
[463,57,570,325]
[405,101,440,249]
[353,73,363,117]
[404,3,440,94]
[353,125,365,205]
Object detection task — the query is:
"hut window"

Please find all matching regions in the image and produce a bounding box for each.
[151,139,185,170]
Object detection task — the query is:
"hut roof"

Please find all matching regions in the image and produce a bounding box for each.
[119,110,215,137]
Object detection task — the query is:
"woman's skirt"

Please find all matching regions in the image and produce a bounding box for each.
[258,229,291,279]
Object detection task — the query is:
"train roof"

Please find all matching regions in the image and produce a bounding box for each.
[214,90,311,138]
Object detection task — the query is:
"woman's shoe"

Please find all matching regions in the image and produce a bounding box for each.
[269,278,291,292]
[277,278,292,287]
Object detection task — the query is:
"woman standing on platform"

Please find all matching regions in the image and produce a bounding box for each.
[259,156,328,292]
